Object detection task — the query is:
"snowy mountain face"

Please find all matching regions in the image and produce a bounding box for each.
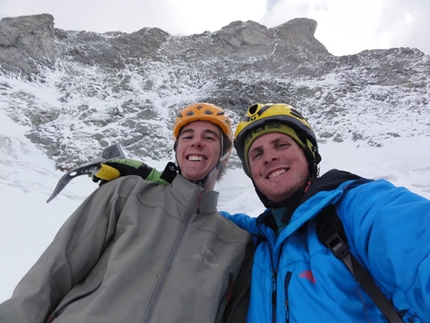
[1,13,429,171]
[0,13,430,303]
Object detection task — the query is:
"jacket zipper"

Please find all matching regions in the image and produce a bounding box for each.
[140,186,203,323]
[284,271,292,323]
[272,270,278,323]
[257,214,279,323]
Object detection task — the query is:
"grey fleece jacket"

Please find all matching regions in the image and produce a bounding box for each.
[0,175,253,323]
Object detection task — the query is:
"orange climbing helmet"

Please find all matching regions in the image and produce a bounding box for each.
[173,103,233,161]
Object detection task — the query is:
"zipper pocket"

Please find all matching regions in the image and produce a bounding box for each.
[215,272,235,323]
[226,272,235,301]
[47,280,103,322]
[284,271,292,323]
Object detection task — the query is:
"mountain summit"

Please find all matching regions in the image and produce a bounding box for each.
[0,14,429,171]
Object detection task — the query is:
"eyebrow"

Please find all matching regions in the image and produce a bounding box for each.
[179,128,221,139]
[249,137,288,153]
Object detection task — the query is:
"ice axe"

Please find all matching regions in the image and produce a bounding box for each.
[46,144,125,203]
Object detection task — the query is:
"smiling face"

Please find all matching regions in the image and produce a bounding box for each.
[248,132,310,203]
[175,121,223,190]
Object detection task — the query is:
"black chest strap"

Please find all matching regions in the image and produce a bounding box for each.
[317,205,403,323]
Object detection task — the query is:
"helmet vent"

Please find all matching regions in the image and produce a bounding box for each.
[290,108,305,120]
[248,104,258,114]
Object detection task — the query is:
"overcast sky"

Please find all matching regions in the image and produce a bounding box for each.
[1,0,429,56]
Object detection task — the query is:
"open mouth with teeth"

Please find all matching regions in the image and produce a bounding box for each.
[187,154,207,161]
[267,168,289,179]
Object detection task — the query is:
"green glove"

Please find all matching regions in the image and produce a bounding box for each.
[92,159,168,186]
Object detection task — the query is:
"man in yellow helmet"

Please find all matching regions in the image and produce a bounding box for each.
[0,103,253,323]
[225,103,430,322]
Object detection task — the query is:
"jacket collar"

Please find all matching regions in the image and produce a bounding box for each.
[280,169,362,225]
[171,175,219,215]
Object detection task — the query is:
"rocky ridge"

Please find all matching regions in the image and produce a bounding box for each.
[0,14,429,170]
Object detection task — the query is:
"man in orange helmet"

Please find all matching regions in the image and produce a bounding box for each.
[0,103,253,323]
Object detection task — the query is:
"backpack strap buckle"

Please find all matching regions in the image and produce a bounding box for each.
[324,231,349,259]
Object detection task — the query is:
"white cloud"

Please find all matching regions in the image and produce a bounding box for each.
[165,0,266,35]
[0,0,266,35]
[260,0,430,55]
[377,0,430,54]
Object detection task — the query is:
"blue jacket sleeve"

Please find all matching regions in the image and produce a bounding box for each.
[220,211,259,235]
[337,179,430,320]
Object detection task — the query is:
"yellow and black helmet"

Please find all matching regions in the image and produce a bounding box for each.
[174,103,233,161]
[234,103,321,177]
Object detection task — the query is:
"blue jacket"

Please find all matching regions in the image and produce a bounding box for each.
[221,169,430,322]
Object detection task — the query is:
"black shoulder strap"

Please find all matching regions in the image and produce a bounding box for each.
[160,162,178,183]
[317,205,403,323]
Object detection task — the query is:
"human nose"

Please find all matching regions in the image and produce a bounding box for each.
[190,137,204,148]
[263,150,278,164]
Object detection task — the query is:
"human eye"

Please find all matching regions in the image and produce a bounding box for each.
[250,150,262,161]
[179,133,193,140]
[203,130,219,142]
[203,134,216,141]
[276,141,290,149]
